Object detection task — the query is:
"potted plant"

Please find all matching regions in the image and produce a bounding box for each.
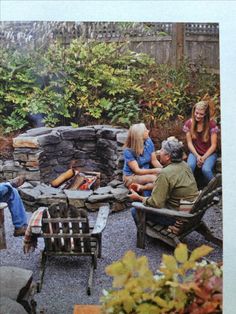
[101,244,222,314]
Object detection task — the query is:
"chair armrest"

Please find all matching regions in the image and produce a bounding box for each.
[131,202,194,218]
[31,226,42,234]
[92,205,110,235]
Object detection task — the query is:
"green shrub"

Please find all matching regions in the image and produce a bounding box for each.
[0,42,220,133]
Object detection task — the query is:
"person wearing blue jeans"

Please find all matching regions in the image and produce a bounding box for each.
[187,152,217,183]
[183,100,219,185]
[0,181,27,236]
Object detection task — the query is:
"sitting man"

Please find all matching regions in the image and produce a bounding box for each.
[0,175,28,237]
[129,139,199,230]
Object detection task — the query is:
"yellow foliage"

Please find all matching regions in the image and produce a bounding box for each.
[174,243,188,263]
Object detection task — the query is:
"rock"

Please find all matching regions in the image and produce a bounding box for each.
[87,194,114,203]
[64,190,93,207]
[25,127,52,136]
[116,131,128,145]
[85,202,110,212]
[19,188,42,202]
[111,187,129,201]
[0,266,33,300]
[94,186,112,195]
[0,297,28,314]
[111,201,127,212]
[61,127,96,140]
[37,131,61,146]
[13,136,39,148]
[108,179,123,187]
[96,127,123,140]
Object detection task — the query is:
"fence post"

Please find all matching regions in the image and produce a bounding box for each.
[172,23,185,67]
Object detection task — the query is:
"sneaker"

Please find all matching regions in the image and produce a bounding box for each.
[9,175,26,188]
[14,225,27,237]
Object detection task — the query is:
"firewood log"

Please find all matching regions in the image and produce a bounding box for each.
[51,169,75,187]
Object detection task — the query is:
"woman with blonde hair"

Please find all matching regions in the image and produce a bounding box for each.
[183,100,219,184]
[123,123,162,190]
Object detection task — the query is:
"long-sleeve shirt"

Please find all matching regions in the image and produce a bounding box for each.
[144,161,199,210]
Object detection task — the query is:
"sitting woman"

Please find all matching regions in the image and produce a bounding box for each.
[123,123,162,191]
[183,100,219,185]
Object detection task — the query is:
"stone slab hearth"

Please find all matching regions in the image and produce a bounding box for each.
[0,125,131,212]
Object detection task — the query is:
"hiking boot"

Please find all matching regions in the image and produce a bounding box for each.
[9,175,26,188]
[14,225,27,237]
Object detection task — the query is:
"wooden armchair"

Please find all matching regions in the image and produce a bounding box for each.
[37,202,109,295]
[132,174,222,249]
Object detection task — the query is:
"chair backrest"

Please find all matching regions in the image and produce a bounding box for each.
[190,174,222,215]
[41,202,97,255]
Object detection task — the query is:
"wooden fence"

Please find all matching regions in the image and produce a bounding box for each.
[0,22,219,70]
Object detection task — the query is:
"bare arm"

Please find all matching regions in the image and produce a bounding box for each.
[201,133,218,161]
[186,132,201,158]
[127,160,161,175]
[151,152,163,168]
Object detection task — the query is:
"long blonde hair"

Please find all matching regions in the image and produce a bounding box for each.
[124,123,147,156]
[191,101,210,142]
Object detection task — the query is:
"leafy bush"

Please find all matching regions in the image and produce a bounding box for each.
[101,244,222,314]
[139,60,220,128]
[107,98,140,127]
[0,42,220,133]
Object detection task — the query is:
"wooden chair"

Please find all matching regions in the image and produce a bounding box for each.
[37,202,109,295]
[132,174,222,249]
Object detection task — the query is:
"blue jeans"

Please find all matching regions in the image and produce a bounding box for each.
[131,207,176,226]
[0,183,27,228]
[187,152,217,183]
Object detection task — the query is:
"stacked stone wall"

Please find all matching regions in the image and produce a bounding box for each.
[1,125,128,186]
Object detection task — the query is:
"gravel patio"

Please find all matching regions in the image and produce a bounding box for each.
[0,201,222,314]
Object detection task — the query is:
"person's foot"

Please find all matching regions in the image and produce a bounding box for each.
[14,225,27,237]
[9,175,26,188]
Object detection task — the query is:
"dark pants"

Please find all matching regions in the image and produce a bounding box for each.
[131,207,176,226]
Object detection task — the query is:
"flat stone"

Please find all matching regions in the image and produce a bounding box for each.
[25,127,52,136]
[87,193,114,203]
[94,186,112,194]
[111,201,127,212]
[18,182,34,189]
[64,189,93,199]
[61,127,96,140]
[13,153,28,162]
[0,266,33,300]
[96,127,123,140]
[116,131,128,144]
[19,188,42,201]
[34,184,62,195]
[37,131,61,146]
[37,194,67,205]
[0,297,28,314]
[64,189,93,207]
[13,136,39,148]
[111,187,129,201]
[108,179,124,187]
[85,202,110,212]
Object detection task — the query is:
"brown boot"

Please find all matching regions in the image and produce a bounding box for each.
[9,175,26,188]
[14,225,27,237]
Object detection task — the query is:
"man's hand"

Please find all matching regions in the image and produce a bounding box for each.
[129,183,143,192]
[128,189,144,202]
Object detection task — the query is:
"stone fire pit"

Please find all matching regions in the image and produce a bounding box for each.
[0,125,131,212]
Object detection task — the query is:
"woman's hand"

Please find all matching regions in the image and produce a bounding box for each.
[197,155,205,167]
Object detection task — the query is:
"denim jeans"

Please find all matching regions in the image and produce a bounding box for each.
[187,152,217,183]
[131,207,176,227]
[0,183,27,228]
